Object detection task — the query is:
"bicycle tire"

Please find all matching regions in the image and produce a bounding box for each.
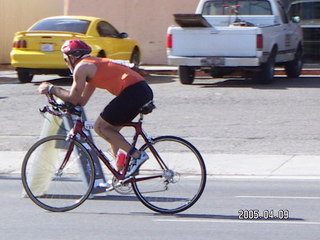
[132,136,206,214]
[21,135,95,212]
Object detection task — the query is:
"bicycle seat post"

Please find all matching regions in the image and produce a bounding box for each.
[139,113,144,122]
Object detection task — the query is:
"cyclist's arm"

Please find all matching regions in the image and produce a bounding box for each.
[39,62,96,106]
[78,83,96,106]
[73,62,96,106]
[46,74,84,105]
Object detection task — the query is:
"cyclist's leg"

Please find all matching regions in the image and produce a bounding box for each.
[94,117,133,156]
[94,82,152,159]
[94,117,148,177]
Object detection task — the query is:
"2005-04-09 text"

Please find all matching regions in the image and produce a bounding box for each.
[238,209,290,220]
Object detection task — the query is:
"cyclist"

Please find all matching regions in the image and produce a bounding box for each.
[38,39,153,177]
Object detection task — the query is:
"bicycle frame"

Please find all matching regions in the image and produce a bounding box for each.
[61,114,166,184]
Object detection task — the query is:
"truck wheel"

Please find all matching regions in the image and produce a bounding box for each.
[179,66,195,84]
[17,69,34,83]
[210,68,224,78]
[258,54,275,84]
[284,46,302,78]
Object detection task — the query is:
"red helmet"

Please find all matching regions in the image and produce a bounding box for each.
[61,39,92,56]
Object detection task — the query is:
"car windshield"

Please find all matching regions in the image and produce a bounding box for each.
[288,2,320,20]
[30,18,90,34]
[202,0,272,15]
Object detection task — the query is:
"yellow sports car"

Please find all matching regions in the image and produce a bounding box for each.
[10,16,141,83]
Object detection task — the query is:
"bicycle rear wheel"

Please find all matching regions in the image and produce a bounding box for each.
[21,135,95,212]
[132,136,206,214]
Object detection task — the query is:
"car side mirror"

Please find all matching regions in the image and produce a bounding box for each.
[292,16,300,23]
[118,32,128,38]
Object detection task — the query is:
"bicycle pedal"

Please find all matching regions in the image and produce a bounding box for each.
[105,186,115,192]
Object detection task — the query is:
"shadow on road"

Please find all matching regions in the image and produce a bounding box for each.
[88,194,305,222]
[172,212,304,222]
[193,76,320,90]
[73,203,305,222]
[93,194,139,202]
[32,77,73,86]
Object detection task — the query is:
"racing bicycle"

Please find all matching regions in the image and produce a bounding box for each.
[21,94,206,213]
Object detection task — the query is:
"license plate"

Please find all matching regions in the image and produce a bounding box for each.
[41,44,53,52]
[201,57,225,66]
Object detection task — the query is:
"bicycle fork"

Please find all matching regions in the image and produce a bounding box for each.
[54,137,75,177]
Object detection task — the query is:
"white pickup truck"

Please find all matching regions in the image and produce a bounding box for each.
[167,0,303,84]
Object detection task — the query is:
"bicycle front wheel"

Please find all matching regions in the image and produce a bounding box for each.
[132,136,206,214]
[21,135,95,212]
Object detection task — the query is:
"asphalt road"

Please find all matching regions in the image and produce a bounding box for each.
[1,177,319,240]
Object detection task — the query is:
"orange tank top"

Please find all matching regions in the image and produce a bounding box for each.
[81,57,145,96]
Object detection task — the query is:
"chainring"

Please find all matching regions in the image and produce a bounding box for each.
[112,176,133,194]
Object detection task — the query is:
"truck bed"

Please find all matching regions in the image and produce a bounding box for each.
[169,26,260,57]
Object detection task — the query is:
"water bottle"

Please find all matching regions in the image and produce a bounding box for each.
[116,151,126,171]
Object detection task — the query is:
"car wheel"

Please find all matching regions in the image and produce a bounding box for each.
[97,51,106,58]
[130,48,140,70]
[179,66,195,85]
[284,45,303,78]
[17,69,34,83]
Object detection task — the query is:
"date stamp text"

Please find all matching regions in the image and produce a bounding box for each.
[238,209,289,220]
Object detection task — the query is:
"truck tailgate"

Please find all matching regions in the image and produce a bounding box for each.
[170,27,259,57]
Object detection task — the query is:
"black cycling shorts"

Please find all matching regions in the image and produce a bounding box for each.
[100,81,153,125]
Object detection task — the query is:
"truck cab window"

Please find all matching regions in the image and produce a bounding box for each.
[202,0,272,15]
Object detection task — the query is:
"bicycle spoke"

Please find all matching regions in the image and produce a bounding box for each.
[132,136,206,214]
[21,135,95,212]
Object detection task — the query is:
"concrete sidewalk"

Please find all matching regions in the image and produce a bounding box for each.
[1,151,320,178]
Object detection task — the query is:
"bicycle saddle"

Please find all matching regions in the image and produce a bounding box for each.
[140,101,156,115]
